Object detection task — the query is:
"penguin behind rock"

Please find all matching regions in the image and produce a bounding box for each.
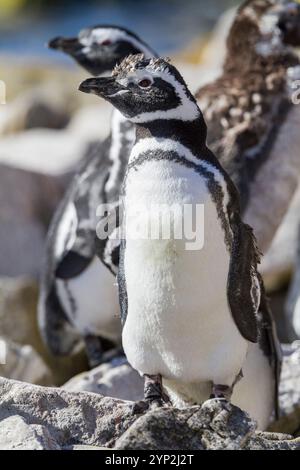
[79,54,281,429]
[196,0,300,254]
[39,27,156,368]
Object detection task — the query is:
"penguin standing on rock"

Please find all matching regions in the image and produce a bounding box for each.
[39,27,156,367]
[79,54,280,429]
[196,0,300,254]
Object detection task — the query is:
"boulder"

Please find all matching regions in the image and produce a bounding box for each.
[63,344,300,436]
[0,377,137,450]
[0,376,299,450]
[0,165,69,278]
[270,343,300,435]
[0,103,110,176]
[63,355,144,402]
[0,278,40,350]
[0,276,89,386]
[0,344,298,450]
[0,337,53,386]
[115,401,300,451]
[0,128,87,175]
[0,86,71,136]
[0,415,60,450]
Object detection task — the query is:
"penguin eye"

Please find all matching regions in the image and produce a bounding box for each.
[101,39,112,46]
[138,78,152,89]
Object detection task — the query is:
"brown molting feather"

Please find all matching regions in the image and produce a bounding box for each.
[195,0,300,211]
[112,53,145,76]
[112,54,171,78]
[224,0,297,74]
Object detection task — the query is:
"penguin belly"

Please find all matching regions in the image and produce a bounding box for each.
[56,256,121,342]
[122,160,248,387]
[164,342,274,430]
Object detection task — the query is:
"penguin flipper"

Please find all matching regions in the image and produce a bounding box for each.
[117,238,128,327]
[227,219,260,343]
[56,137,111,278]
[55,250,93,279]
[95,199,121,275]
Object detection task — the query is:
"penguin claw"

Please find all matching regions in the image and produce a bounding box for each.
[207,396,228,403]
[131,395,171,416]
[209,394,227,400]
[148,396,172,410]
[131,399,150,416]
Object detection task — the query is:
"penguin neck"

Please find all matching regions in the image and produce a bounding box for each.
[110,109,128,142]
[135,116,208,158]
[105,109,135,198]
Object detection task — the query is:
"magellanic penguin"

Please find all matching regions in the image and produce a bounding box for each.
[39,27,157,367]
[79,54,281,429]
[196,0,300,254]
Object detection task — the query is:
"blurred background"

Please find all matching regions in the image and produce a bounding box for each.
[0,0,297,387]
[0,0,238,60]
[0,0,240,273]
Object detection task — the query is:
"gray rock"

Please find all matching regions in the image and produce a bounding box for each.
[285,217,300,342]
[63,355,143,402]
[0,164,69,278]
[63,344,300,434]
[0,276,89,386]
[0,342,300,451]
[0,85,72,136]
[115,400,299,450]
[270,342,300,435]
[0,415,60,450]
[70,445,109,450]
[0,378,137,449]
[246,431,300,450]
[0,337,53,385]
[0,278,39,346]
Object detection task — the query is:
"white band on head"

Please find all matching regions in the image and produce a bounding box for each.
[121,68,199,123]
[80,28,155,59]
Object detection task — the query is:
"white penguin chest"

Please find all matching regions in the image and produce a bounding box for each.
[122,158,248,385]
[56,257,120,341]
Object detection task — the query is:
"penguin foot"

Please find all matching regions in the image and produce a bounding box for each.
[84,335,103,369]
[210,383,233,401]
[131,399,150,416]
[130,395,171,416]
[143,374,172,410]
[147,396,172,410]
[131,374,170,416]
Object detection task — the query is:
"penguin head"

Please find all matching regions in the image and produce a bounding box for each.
[227,0,300,60]
[79,54,200,123]
[48,26,155,76]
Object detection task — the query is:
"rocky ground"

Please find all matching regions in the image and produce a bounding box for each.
[0,343,299,450]
[0,271,299,450]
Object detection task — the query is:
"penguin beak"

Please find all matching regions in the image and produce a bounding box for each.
[278,4,300,46]
[48,36,81,53]
[79,77,128,98]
